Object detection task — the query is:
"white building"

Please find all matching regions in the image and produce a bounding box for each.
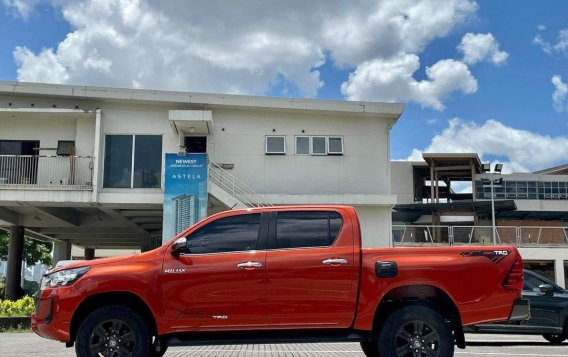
[0,81,403,273]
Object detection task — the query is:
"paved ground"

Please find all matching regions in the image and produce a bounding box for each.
[0,333,566,356]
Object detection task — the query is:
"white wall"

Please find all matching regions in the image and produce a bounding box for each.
[354,205,392,247]
[209,109,392,196]
[390,161,415,204]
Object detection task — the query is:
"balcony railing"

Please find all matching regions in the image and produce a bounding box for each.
[393,225,568,247]
[0,155,94,190]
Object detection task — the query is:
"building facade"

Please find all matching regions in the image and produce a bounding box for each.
[0,81,403,280]
[392,154,568,287]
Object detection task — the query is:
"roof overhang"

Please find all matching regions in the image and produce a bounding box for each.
[168,110,213,136]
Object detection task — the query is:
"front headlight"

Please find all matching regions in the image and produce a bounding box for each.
[41,266,90,289]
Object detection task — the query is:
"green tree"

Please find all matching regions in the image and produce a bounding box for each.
[0,230,52,267]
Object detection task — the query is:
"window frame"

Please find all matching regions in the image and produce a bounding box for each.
[103,134,163,189]
[327,136,344,155]
[311,136,327,156]
[265,135,286,155]
[56,140,76,156]
[295,136,310,156]
[182,212,269,255]
[268,210,344,250]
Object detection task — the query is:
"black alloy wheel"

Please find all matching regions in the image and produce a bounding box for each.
[394,320,441,357]
[88,319,136,356]
[75,305,151,357]
[378,305,454,357]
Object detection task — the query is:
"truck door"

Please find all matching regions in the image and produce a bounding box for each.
[266,209,358,327]
[162,212,269,329]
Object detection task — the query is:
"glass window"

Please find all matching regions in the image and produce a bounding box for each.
[328,137,343,155]
[266,136,285,155]
[312,136,327,155]
[523,272,547,292]
[57,141,75,156]
[133,135,162,188]
[187,214,261,254]
[295,136,310,155]
[103,135,133,188]
[275,211,343,249]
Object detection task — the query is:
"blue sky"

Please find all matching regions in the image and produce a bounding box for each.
[1,0,568,173]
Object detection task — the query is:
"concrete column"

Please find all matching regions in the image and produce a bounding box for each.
[52,240,72,266]
[5,226,25,301]
[555,259,566,288]
[84,248,95,260]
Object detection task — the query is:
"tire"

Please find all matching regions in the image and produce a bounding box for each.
[378,305,454,357]
[543,333,567,344]
[150,337,168,357]
[75,305,151,357]
[360,340,380,356]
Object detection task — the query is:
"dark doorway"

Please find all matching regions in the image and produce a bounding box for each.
[184,136,207,153]
[0,140,40,184]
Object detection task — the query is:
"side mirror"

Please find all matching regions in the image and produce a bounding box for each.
[170,237,187,257]
[539,284,554,295]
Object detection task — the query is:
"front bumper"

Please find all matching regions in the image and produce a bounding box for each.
[31,289,72,342]
[508,298,530,322]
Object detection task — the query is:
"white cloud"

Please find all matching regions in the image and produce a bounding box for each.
[2,0,43,19]
[534,29,568,55]
[8,0,479,102]
[538,24,546,31]
[341,54,477,110]
[552,75,568,112]
[407,118,568,173]
[533,34,553,54]
[458,33,509,65]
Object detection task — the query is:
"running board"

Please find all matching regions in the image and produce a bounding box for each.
[165,329,368,346]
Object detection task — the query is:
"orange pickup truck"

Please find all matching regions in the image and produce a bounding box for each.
[32,205,528,357]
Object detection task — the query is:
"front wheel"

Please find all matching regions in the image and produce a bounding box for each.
[75,305,151,357]
[543,333,567,344]
[378,305,454,357]
[360,340,380,356]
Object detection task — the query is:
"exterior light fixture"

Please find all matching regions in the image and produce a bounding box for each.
[481,163,504,245]
[177,146,186,156]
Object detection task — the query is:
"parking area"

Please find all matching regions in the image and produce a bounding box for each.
[0,333,566,356]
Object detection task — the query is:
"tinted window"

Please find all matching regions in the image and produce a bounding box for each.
[104,135,133,188]
[133,135,162,188]
[523,272,548,292]
[276,211,343,249]
[187,214,261,254]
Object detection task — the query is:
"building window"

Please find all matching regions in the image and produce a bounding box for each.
[265,136,286,155]
[295,136,310,155]
[57,141,75,156]
[103,135,162,188]
[133,135,162,188]
[311,136,327,155]
[327,137,344,155]
[294,136,344,156]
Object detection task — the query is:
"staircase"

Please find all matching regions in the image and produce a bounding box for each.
[208,161,273,209]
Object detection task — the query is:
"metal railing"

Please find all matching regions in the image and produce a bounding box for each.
[208,161,273,208]
[0,155,94,190]
[393,225,568,247]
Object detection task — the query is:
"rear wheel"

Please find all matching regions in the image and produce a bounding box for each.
[75,305,151,357]
[543,333,567,344]
[378,305,454,357]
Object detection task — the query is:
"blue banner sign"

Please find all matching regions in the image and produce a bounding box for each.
[163,153,208,244]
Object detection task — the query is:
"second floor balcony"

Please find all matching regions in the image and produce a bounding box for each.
[394,224,568,248]
[0,155,94,190]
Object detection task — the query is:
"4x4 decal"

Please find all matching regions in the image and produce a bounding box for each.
[460,250,510,264]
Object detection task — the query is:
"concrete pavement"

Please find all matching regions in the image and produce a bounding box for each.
[0,332,566,356]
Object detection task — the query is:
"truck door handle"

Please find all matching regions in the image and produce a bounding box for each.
[322,258,348,266]
[236,261,263,270]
